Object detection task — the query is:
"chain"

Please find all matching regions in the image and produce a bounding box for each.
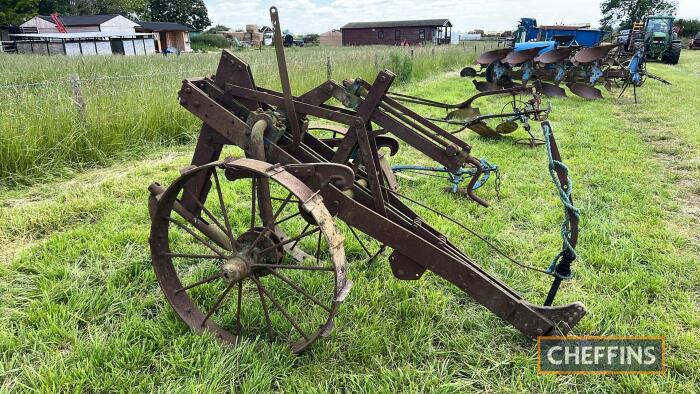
[380,184,554,276]
[542,123,580,279]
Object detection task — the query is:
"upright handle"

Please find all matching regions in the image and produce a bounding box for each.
[270,6,302,149]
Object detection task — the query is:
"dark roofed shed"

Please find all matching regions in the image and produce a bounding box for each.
[340,18,452,46]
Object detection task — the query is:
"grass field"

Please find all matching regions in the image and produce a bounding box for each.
[1,48,699,392]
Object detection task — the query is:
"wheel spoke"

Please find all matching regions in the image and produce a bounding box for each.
[211,169,237,249]
[250,192,295,249]
[250,275,310,341]
[251,263,335,272]
[291,222,312,250]
[253,276,274,342]
[267,269,332,313]
[274,211,301,227]
[163,252,223,260]
[315,230,322,264]
[168,217,227,258]
[250,177,257,228]
[366,244,387,264]
[235,281,243,335]
[201,280,236,326]
[347,224,371,258]
[174,273,221,294]
[271,196,300,203]
[256,226,320,255]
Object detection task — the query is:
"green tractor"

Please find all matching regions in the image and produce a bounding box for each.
[629,15,682,65]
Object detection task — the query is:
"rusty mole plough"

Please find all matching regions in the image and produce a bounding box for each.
[147,7,584,353]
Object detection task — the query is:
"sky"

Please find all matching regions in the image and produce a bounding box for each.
[204,0,700,34]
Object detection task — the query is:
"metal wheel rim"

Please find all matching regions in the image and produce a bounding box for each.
[149,159,348,353]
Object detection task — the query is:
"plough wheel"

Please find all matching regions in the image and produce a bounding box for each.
[149,159,349,354]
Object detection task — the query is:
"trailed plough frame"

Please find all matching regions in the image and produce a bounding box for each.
[463,44,670,100]
[148,7,584,353]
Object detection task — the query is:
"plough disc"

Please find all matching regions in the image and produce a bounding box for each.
[573,44,620,64]
[536,46,577,64]
[505,47,542,65]
[567,82,603,99]
[473,79,503,93]
[477,48,512,66]
[460,67,478,78]
[539,82,567,97]
[446,106,481,121]
[466,121,503,138]
[495,121,519,134]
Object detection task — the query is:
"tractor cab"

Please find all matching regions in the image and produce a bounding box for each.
[644,16,673,41]
[636,15,681,64]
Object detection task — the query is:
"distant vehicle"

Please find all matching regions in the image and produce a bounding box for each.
[164,47,180,56]
[690,32,700,49]
[283,34,304,47]
[619,15,682,64]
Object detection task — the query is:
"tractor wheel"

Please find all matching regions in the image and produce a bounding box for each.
[663,43,681,65]
[149,159,349,354]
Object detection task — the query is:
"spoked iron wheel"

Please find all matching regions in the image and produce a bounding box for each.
[149,158,350,353]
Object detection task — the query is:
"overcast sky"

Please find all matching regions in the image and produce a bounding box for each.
[204,0,700,33]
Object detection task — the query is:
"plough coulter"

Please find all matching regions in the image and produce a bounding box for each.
[148,7,584,353]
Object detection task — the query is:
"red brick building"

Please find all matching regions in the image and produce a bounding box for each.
[340,19,452,46]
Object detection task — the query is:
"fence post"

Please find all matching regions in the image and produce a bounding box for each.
[374,52,379,70]
[431,48,434,57]
[410,49,414,58]
[69,74,86,120]
[326,56,332,80]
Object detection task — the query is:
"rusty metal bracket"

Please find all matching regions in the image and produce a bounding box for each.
[284,163,354,190]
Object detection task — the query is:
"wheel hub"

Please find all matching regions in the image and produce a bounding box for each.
[221,256,250,283]
[238,227,284,262]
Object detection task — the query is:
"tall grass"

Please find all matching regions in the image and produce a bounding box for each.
[0,43,496,184]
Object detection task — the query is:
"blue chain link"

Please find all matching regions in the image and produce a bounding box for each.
[542,123,580,279]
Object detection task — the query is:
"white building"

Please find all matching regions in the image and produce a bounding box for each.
[20,14,138,34]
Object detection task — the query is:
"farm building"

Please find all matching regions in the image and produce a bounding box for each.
[11,14,195,55]
[320,30,342,46]
[135,21,194,53]
[340,19,452,46]
[20,14,138,33]
[11,31,155,56]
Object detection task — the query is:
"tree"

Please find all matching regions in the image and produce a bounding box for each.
[0,0,38,25]
[675,18,700,38]
[93,0,148,16]
[36,0,146,17]
[600,0,678,30]
[144,0,211,31]
[37,0,70,15]
[205,24,229,34]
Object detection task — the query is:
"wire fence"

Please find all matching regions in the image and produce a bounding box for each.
[0,41,500,179]
[0,41,500,91]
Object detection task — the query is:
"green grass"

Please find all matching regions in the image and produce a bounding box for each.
[0,42,498,185]
[1,50,699,392]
